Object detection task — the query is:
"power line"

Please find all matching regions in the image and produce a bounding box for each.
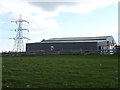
[0,37,10,39]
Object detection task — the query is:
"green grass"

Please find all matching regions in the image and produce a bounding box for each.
[2,54,118,88]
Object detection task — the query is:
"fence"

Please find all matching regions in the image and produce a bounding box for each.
[1,49,118,56]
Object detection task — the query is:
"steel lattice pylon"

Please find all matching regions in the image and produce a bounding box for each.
[10,15,30,52]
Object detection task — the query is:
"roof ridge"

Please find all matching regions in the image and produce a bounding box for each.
[47,36,112,40]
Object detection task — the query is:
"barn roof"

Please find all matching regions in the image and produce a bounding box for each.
[27,36,116,44]
[41,36,113,43]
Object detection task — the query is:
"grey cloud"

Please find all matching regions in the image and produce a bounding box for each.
[29,2,79,11]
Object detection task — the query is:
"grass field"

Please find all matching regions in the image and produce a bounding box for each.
[2,54,118,88]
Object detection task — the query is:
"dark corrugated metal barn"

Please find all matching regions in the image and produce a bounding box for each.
[26,36,116,54]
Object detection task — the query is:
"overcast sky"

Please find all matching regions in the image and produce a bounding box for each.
[0,0,119,52]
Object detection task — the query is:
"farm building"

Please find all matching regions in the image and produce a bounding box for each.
[26,36,116,54]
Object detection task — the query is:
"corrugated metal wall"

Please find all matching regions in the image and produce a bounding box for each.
[26,42,97,53]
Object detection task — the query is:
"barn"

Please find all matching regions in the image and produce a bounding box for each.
[26,36,116,54]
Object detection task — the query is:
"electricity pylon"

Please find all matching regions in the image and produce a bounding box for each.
[10,14,30,52]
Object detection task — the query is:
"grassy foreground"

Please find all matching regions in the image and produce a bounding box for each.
[2,55,118,88]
